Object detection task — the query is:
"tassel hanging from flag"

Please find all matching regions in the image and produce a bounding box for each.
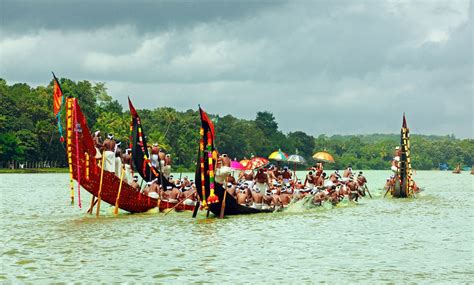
[52,72,65,142]
[199,127,207,208]
[206,131,219,204]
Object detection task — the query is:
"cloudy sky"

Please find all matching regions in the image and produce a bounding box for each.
[1,0,472,138]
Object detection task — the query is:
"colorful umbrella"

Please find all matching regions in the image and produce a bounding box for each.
[230,160,245,170]
[287,154,306,165]
[312,151,335,163]
[268,149,288,161]
[244,157,269,170]
[239,159,249,168]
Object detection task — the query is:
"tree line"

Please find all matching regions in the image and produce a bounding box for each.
[0,78,472,170]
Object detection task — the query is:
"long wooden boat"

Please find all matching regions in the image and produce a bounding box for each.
[452,164,461,174]
[194,106,272,216]
[392,114,415,198]
[66,97,193,213]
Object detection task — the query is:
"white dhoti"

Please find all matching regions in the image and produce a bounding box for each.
[95,147,102,159]
[151,154,159,168]
[184,199,196,206]
[148,192,159,199]
[115,157,123,177]
[252,203,262,209]
[124,164,132,183]
[163,165,171,179]
[245,180,254,188]
[306,182,315,189]
[255,182,267,192]
[103,151,116,173]
[215,166,232,184]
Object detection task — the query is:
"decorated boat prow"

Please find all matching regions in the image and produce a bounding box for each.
[128,98,174,189]
[66,97,162,213]
[392,113,415,198]
[194,106,272,217]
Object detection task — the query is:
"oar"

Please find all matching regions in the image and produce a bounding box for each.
[113,166,126,215]
[164,192,196,216]
[219,190,228,219]
[364,184,372,199]
[96,152,106,217]
[192,201,200,218]
[87,198,98,214]
[383,186,391,198]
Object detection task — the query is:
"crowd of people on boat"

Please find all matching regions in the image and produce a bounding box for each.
[91,130,370,210]
[223,161,369,210]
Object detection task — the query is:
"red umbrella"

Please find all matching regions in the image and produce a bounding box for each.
[244,157,269,171]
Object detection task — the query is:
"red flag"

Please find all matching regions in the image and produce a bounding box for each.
[52,72,63,116]
[199,107,215,139]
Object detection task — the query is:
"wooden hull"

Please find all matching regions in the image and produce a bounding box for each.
[66,98,194,214]
[199,184,273,216]
[73,167,195,213]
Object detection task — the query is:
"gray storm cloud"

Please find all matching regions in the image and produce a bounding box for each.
[0,0,472,138]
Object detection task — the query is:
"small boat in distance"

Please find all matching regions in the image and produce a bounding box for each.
[385,114,419,198]
[452,164,461,174]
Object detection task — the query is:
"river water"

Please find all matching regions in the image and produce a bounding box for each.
[1,171,473,283]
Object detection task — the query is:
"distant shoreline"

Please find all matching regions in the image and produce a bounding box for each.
[0,168,69,174]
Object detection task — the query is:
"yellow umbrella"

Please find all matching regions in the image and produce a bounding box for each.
[268,149,288,161]
[312,151,335,163]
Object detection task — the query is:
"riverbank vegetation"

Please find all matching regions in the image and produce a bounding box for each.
[1,78,472,170]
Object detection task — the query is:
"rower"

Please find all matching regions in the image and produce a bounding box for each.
[148,179,160,199]
[251,186,263,209]
[142,181,152,195]
[304,171,315,189]
[130,176,140,191]
[102,134,116,173]
[282,166,292,184]
[243,170,254,188]
[343,166,353,178]
[255,168,269,193]
[226,182,236,197]
[236,185,250,206]
[280,187,291,207]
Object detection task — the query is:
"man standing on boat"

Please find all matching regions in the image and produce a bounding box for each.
[391,146,401,173]
[215,154,232,184]
[255,168,269,193]
[93,130,103,159]
[150,143,160,168]
[103,134,116,173]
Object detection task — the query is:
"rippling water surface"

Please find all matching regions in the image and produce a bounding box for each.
[1,171,473,283]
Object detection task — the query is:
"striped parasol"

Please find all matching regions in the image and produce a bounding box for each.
[268,149,288,162]
[239,159,249,168]
[244,157,269,170]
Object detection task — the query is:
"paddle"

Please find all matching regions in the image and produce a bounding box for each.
[164,192,196,216]
[364,184,373,199]
[383,186,391,198]
[87,198,98,214]
[192,201,200,218]
[113,166,126,215]
[96,152,106,217]
[219,190,228,219]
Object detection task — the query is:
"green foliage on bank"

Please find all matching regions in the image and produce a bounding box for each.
[0,78,472,170]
